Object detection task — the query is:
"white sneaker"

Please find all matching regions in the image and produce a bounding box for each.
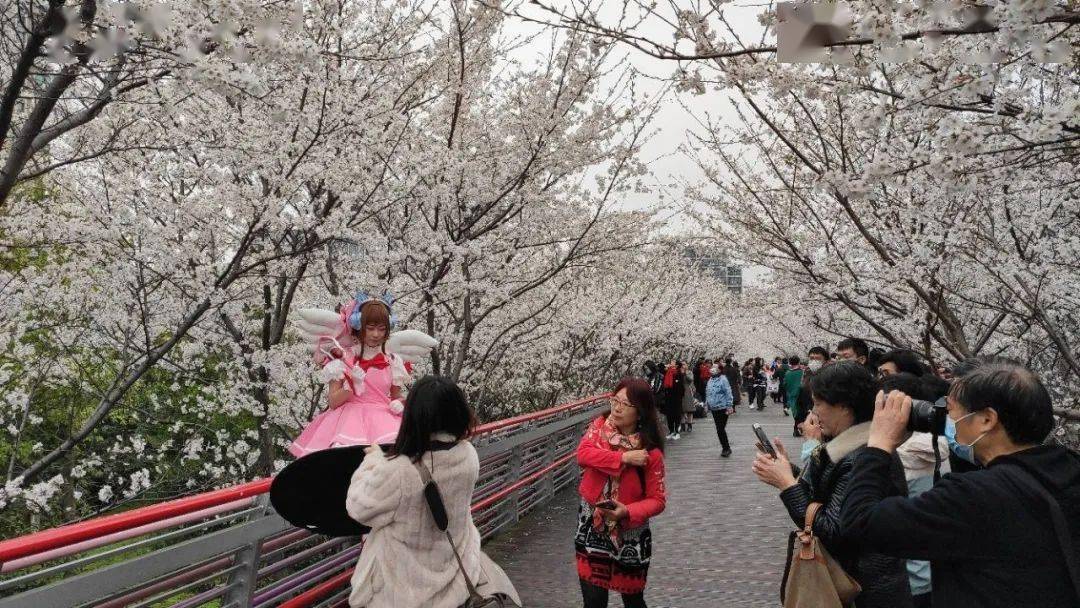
[666,433,674,439]
[672,433,681,440]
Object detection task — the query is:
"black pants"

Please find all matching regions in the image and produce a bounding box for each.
[752,386,766,408]
[580,579,646,608]
[664,392,682,433]
[665,407,681,434]
[710,410,730,451]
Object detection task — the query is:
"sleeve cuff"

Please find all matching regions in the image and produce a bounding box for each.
[861,446,894,463]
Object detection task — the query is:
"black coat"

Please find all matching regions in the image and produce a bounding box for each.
[724,364,740,389]
[779,422,913,608]
[843,443,1080,608]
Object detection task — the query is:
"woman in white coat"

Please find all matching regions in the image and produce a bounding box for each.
[345,376,521,608]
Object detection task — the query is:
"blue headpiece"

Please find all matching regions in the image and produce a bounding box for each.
[347,291,397,331]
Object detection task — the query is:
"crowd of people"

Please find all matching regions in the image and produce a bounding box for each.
[635,340,1079,608]
[288,294,1078,608]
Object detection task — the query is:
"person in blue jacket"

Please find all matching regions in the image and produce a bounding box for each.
[704,366,734,457]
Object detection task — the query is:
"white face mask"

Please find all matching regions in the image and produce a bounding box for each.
[807,360,824,372]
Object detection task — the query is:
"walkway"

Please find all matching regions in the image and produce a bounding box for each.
[484,404,809,608]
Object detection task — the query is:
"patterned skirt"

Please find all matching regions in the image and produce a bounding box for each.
[574,499,652,595]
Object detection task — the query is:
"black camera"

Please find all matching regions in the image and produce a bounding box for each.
[908,398,947,434]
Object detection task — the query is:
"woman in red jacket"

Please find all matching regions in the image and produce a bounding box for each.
[575,377,667,608]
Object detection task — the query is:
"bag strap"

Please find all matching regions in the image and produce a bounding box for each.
[797,502,822,559]
[780,501,824,603]
[803,502,822,534]
[1003,463,1080,603]
[413,457,483,600]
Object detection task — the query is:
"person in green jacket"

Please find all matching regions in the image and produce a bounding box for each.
[784,356,805,433]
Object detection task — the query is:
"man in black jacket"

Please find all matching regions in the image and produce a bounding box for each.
[843,362,1080,608]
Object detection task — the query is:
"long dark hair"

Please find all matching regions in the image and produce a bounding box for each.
[611,377,665,453]
[390,375,476,462]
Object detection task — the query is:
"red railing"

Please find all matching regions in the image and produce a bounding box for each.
[0,393,609,575]
[0,480,272,566]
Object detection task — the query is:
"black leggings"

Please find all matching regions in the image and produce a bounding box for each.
[580,579,647,608]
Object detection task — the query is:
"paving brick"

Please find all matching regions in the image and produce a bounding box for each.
[484,405,808,607]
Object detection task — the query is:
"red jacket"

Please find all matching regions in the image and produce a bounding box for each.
[576,416,666,529]
[662,366,676,389]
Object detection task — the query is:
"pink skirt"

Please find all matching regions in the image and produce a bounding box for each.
[289,400,402,456]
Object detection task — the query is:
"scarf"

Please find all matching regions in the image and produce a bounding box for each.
[592,417,642,547]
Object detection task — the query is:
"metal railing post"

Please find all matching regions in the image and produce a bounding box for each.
[570,421,588,484]
[542,433,557,501]
[222,497,268,607]
[506,445,523,525]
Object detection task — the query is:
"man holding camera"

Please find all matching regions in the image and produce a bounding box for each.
[842,362,1080,607]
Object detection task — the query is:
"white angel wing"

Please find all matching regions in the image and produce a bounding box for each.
[387,329,437,363]
[295,319,335,337]
[293,307,352,363]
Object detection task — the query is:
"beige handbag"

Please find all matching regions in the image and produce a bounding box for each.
[780,502,862,608]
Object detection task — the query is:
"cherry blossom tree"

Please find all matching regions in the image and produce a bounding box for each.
[0,0,742,532]
[512,0,1080,420]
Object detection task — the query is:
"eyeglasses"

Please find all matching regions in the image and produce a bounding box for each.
[610,397,636,410]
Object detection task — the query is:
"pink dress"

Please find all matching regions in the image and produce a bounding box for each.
[289,353,409,456]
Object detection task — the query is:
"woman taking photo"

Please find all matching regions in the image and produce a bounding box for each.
[575,378,667,608]
[345,376,520,608]
[751,362,912,608]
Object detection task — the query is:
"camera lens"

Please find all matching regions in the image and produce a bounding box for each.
[908,398,946,434]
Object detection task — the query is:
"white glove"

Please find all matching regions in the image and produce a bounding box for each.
[389,399,404,415]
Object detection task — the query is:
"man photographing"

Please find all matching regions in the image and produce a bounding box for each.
[842,361,1080,608]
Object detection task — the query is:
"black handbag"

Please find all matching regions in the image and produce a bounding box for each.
[414,456,518,608]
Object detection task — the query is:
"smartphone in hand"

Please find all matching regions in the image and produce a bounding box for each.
[595,499,617,510]
[753,423,778,458]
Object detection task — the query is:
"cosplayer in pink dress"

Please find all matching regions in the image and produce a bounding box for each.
[289,293,436,456]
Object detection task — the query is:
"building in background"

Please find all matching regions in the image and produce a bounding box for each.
[685,245,743,295]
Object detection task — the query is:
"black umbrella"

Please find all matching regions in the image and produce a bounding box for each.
[269,445,371,537]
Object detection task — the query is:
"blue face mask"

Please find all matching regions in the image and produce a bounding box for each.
[944,411,985,465]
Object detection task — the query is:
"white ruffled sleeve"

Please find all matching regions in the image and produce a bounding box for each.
[390,354,410,388]
[345,447,402,529]
[318,358,347,384]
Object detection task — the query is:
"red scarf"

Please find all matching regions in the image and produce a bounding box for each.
[592,417,642,547]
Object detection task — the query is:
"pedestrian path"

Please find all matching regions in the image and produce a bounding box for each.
[484,404,808,607]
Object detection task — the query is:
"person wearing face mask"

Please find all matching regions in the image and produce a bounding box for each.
[842,361,1080,608]
[753,361,913,608]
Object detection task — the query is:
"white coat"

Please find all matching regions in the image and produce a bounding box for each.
[345,437,521,608]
